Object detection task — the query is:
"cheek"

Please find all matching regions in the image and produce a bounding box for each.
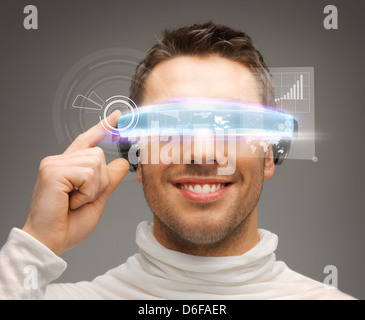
[140,165,161,205]
[237,139,265,158]
[140,163,172,195]
[234,140,266,183]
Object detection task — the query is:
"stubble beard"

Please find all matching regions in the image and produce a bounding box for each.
[141,164,264,250]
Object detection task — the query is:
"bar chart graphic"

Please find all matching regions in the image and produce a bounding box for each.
[274,74,304,101]
[268,67,315,161]
[271,70,311,114]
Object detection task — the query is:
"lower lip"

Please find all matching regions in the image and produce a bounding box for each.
[175,184,232,202]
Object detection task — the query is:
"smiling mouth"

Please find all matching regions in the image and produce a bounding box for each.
[175,182,231,194]
[172,178,233,202]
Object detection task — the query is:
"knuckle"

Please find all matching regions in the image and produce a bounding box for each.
[85,167,95,179]
[83,190,95,201]
[39,157,54,175]
[85,187,98,202]
[100,175,110,192]
[39,156,51,169]
[89,155,101,168]
[92,188,99,200]
[93,146,105,158]
[93,146,103,153]
[38,165,55,183]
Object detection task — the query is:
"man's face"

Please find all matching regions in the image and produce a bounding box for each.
[136,55,275,254]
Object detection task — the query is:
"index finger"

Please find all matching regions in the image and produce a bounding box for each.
[64,110,121,154]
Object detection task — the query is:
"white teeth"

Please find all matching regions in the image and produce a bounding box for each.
[179,183,227,193]
[194,185,202,193]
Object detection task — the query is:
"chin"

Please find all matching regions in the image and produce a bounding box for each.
[164,211,240,245]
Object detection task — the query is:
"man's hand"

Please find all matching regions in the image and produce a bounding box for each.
[22,111,130,255]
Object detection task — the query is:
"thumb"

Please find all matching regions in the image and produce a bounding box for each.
[96,158,130,206]
[107,158,130,195]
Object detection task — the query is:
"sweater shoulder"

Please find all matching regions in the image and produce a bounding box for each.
[275,264,356,300]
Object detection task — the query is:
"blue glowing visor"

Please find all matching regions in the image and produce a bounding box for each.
[116,98,296,139]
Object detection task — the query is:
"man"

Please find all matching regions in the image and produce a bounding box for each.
[0,22,355,299]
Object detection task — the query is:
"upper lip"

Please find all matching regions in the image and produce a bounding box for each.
[171,177,233,185]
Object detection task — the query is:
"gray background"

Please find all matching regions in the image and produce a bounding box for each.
[1,0,364,299]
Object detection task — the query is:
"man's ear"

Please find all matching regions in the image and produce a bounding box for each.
[136,163,143,184]
[264,145,275,180]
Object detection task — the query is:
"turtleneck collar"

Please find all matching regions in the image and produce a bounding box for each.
[132,220,286,298]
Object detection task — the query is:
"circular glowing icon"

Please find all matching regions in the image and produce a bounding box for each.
[100,95,139,134]
[52,47,145,157]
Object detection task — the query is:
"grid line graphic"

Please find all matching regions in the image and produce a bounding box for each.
[272,72,311,114]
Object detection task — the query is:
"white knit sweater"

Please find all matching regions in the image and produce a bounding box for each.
[0,221,355,300]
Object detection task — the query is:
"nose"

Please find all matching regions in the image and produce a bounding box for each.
[181,131,236,176]
[189,131,216,165]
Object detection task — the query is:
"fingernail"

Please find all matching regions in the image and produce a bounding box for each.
[111,110,122,117]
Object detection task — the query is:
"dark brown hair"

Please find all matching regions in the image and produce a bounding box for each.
[129,21,275,106]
